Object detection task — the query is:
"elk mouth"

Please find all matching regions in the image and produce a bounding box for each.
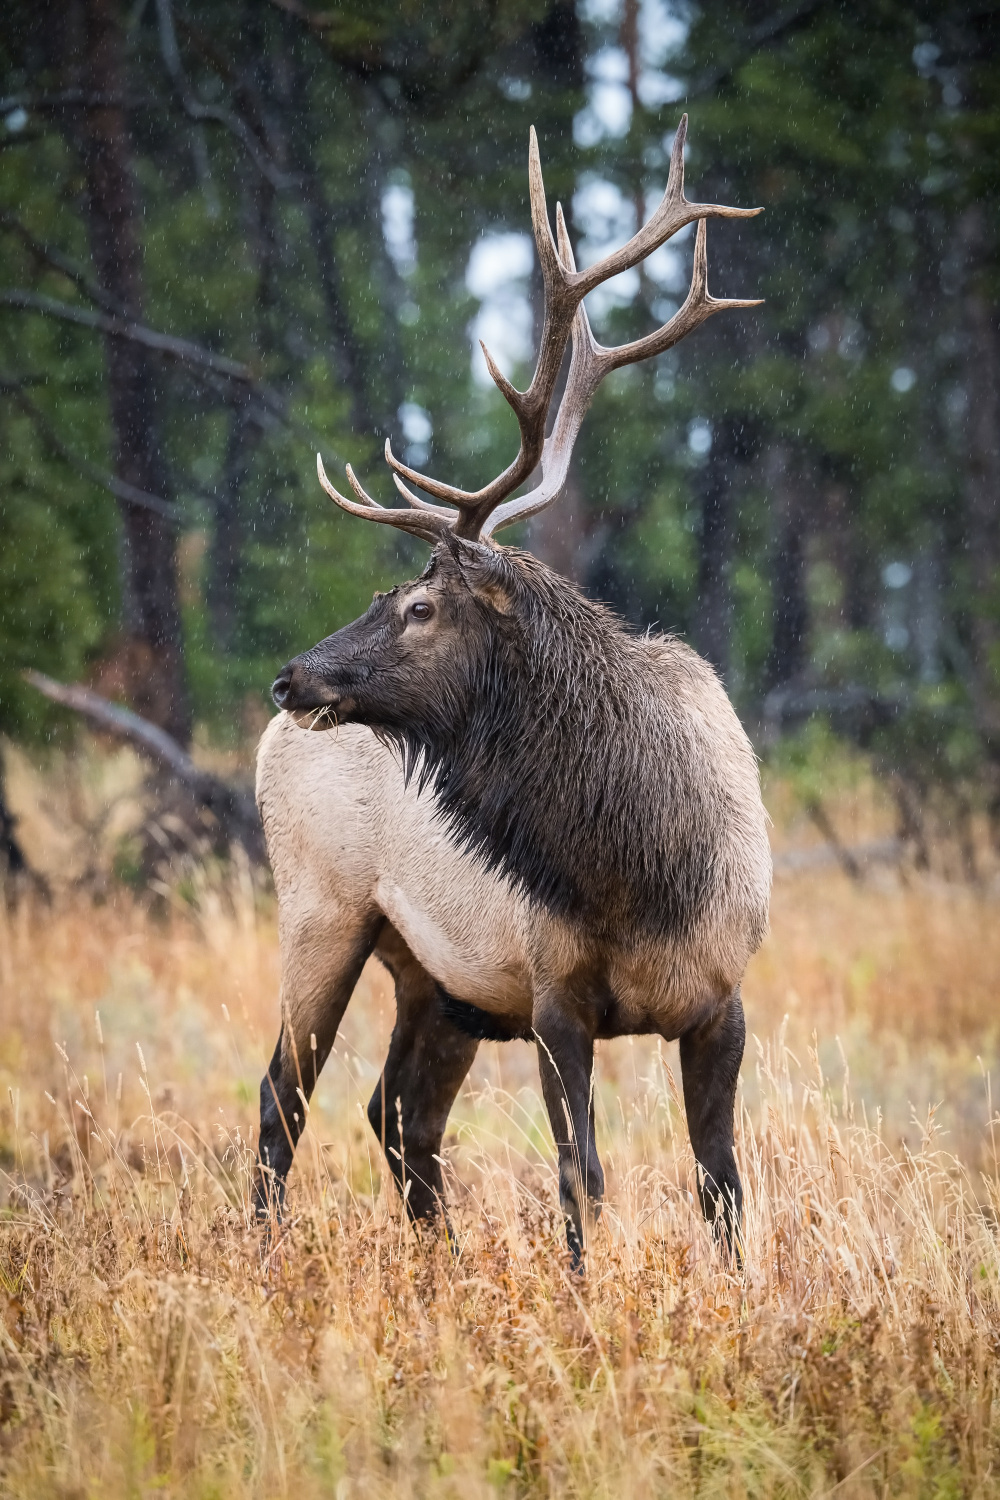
[289,703,352,731]
[272,663,354,727]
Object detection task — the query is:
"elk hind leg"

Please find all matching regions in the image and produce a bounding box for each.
[679,988,746,1258]
[534,992,603,1270]
[367,927,480,1232]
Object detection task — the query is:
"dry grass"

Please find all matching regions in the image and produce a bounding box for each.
[0,751,999,1496]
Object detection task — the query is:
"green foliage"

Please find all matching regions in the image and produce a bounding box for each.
[0,0,997,802]
[768,719,871,812]
[0,449,109,738]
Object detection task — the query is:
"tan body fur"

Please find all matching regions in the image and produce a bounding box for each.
[254,113,769,1262]
[257,632,770,1067]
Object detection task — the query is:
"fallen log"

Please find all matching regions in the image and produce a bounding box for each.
[21,671,910,887]
[0,747,27,878]
[771,838,903,875]
[24,670,267,865]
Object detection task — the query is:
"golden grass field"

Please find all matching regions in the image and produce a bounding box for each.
[0,742,999,1496]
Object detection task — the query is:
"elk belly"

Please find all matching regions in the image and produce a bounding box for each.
[372,867,533,1020]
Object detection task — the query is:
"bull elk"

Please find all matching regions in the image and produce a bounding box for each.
[256,116,771,1265]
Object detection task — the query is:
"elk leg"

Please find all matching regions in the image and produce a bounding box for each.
[679,988,746,1258]
[368,930,480,1229]
[254,906,380,1218]
[533,994,603,1269]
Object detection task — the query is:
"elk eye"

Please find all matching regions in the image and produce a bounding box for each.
[408,601,433,622]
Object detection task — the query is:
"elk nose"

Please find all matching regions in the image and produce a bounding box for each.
[271,664,296,708]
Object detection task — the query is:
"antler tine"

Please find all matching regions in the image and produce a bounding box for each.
[570,115,762,299]
[316,453,447,545]
[391,471,461,517]
[383,440,461,517]
[599,218,764,374]
[320,118,761,545]
[482,220,763,539]
[382,126,583,538]
[480,300,600,540]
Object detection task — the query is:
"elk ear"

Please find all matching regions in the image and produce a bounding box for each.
[446,535,516,615]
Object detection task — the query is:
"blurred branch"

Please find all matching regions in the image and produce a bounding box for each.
[0,371,47,392]
[267,0,334,32]
[155,0,293,191]
[0,130,46,150]
[0,288,287,414]
[683,0,825,99]
[801,797,863,881]
[0,91,145,112]
[0,75,288,191]
[25,672,204,781]
[772,839,902,876]
[23,672,266,862]
[266,0,497,100]
[2,377,179,522]
[0,211,126,317]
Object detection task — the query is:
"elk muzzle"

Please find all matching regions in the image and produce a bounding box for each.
[272,660,349,726]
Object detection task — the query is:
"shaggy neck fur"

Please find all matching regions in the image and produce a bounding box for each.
[384,547,725,943]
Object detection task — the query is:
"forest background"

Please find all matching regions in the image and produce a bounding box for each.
[0,0,999,847]
[3,7,1000,1493]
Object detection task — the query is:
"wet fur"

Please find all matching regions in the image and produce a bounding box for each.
[295,540,769,952]
[259,538,771,1259]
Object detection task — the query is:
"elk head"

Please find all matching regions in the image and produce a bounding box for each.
[273,115,761,728]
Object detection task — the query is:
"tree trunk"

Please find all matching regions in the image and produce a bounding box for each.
[206,103,276,654]
[207,409,261,652]
[961,206,1000,749]
[281,25,388,439]
[528,469,590,583]
[0,749,26,882]
[693,417,749,680]
[763,443,808,692]
[76,0,190,743]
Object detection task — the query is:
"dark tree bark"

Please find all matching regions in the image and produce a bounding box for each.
[282,25,388,439]
[74,0,190,743]
[26,672,265,863]
[532,1,584,87]
[529,469,590,583]
[206,77,277,655]
[960,206,1000,748]
[763,443,808,692]
[207,409,261,653]
[0,750,26,882]
[693,417,752,680]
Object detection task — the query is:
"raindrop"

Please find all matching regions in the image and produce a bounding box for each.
[382,182,416,275]
[912,42,940,75]
[399,404,432,467]
[882,561,912,590]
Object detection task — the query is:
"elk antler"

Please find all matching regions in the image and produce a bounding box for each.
[316,114,761,546]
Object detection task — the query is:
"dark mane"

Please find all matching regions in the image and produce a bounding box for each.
[382,545,726,943]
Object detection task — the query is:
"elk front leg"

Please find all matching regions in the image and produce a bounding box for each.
[254,905,380,1219]
[534,993,603,1269]
[368,929,480,1231]
[679,988,746,1258]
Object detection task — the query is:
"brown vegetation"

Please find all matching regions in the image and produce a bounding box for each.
[0,751,998,1495]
